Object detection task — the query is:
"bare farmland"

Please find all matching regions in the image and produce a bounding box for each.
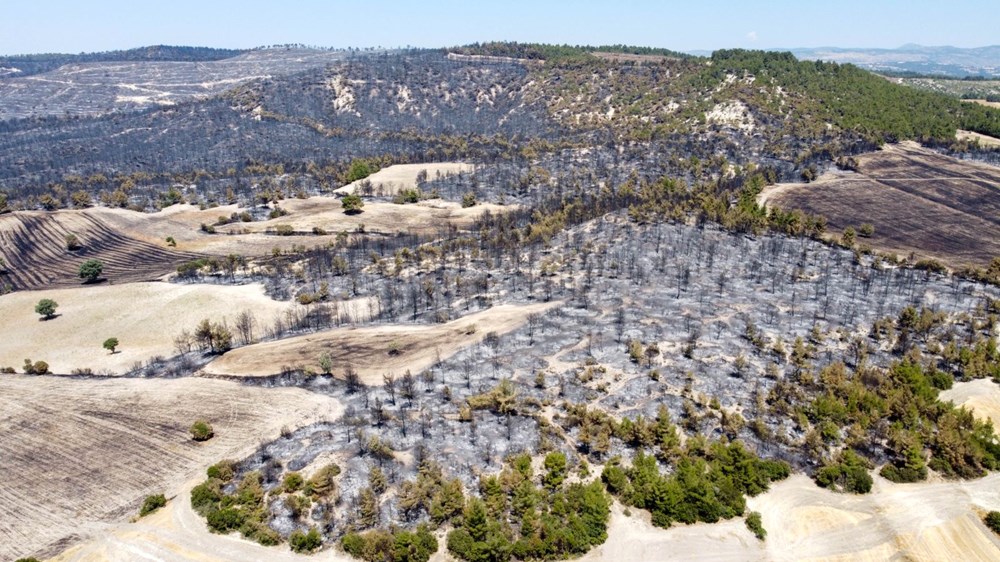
[202,302,558,381]
[762,143,1000,269]
[0,281,301,374]
[0,210,202,290]
[0,376,343,561]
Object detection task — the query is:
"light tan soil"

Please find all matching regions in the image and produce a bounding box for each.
[941,378,1000,429]
[334,163,473,196]
[0,376,342,561]
[0,281,299,374]
[203,302,559,382]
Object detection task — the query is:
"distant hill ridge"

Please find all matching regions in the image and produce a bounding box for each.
[0,45,249,77]
[786,44,1000,78]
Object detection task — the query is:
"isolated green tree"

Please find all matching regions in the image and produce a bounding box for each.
[342,193,364,214]
[35,298,58,319]
[190,420,214,441]
[103,337,120,354]
[78,259,104,283]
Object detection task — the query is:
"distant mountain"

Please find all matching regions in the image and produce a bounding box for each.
[785,44,1000,78]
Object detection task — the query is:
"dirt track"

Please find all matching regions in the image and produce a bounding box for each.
[0,376,342,561]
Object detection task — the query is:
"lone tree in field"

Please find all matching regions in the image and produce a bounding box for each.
[78,259,104,283]
[341,193,364,214]
[190,420,214,441]
[35,298,58,320]
[103,337,119,354]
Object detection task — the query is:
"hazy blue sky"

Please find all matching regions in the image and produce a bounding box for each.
[1,0,995,56]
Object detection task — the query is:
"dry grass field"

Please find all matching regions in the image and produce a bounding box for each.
[212,197,509,239]
[0,281,300,374]
[0,210,203,290]
[0,375,343,561]
[203,302,558,381]
[957,129,1000,148]
[78,196,506,257]
[333,162,473,196]
[761,143,1000,269]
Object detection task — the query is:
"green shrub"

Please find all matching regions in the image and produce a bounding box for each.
[206,506,245,532]
[190,420,214,441]
[342,193,364,214]
[985,511,1000,534]
[289,527,323,553]
[139,493,167,517]
[35,298,58,319]
[745,511,766,540]
[283,471,304,493]
[206,460,236,482]
[78,259,104,282]
[815,450,873,493]
[191,480,222,512]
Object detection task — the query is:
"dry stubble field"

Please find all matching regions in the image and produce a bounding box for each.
[203,302,558,381]
[761,143,1000,270]
[0,376,343,561]
[0,281,300,374]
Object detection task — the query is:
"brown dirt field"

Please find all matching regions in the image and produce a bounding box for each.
[0,210,203,290]
[51,479,358,562]
[0,375,342,561]
[969,99,1000,109]
[202,302,559,381]
[763,143,1000,269]
[334,162,473,196]
[578,470,1000,561]
[751,473,1000,561]
[0,281,300,374]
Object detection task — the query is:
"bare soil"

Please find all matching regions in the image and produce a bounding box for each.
[334,163,473,196]
[941,379,1000,429]
[0,281,300,374]
[0,376,342,561]
[202,302,559,381]
[214,197,509,239]
[82,196,506,257]
[762,143,1000,269]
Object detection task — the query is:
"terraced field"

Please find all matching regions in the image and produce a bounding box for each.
[0,211,202,290]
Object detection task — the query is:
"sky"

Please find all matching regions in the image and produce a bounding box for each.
[1,0,996,56]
